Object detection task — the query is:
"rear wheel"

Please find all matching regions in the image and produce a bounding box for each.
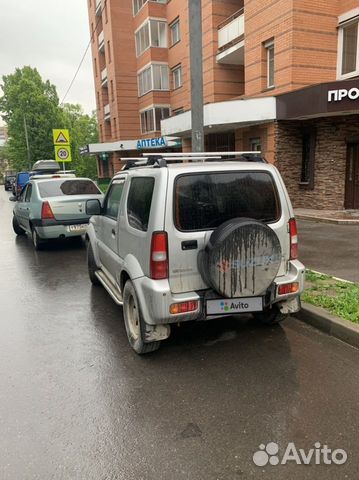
[31,227,45,250]
[12,216,25,236]
[253,306,287,325]
[123,280,161,354]
[87,242,100,285]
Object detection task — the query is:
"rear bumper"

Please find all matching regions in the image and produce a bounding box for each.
[133,259,305,326]
[33,218,89,239]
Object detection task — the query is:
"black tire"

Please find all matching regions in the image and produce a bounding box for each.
[198,218,282,298]
[87,242,100,285]
[12,216,25,236]
[253,306,288,325]
[122,280,161,354]
[31,227,44,250]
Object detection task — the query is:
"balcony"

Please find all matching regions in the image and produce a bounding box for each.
[98,31,105,53]
[95,0,102,16]
[104,103,111,121]
[101,67,108,87]
[216,8,244,65]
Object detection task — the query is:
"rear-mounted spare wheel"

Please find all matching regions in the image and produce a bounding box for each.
[198,218,282,298]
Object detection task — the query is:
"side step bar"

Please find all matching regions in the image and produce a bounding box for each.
[95,270,123,306]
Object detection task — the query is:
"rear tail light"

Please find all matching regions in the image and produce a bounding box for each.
[289,218,298,259]
[150,231,168,280]
[278,282,299,295]
[170,301,199,314]
[41,201,55,220]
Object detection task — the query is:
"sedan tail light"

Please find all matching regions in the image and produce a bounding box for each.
[41,201,55,220]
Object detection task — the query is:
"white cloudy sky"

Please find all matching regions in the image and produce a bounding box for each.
[0,0,95,125]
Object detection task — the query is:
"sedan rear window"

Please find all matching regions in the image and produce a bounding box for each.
[38,180,101,198]
[175,172,280,231]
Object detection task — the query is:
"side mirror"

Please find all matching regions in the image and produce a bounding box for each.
[86,199,102,215]
[9,196,17,202]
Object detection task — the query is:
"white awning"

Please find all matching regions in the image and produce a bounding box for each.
[161,97,277,137]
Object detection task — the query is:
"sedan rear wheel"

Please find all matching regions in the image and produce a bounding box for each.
[31,227,44,251]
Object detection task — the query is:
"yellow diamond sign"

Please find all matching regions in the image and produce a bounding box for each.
[53,129,70,145]
[55,145,72,163]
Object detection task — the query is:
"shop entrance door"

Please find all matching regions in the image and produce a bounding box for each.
[345,143,359,209]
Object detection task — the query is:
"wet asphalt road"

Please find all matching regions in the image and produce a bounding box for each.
[0,189,358,480]
[297,220,359,283]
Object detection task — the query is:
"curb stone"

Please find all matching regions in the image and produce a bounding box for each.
[298,302,359,349]
[295,214,359,225]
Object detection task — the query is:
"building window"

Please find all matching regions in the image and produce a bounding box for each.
[250,138,261,151]
[110,80,114,101]
[170,18,180,45]
[140,106,170,133]
[94,57,98,77]
[107,40,111,63]
[138,64,169,96]
[338,20,359,78]
[133,0,167,16]
[172,107,184,116]
[172,65,182,89]
[135,20,167,56]
[265,40,275,88]
[104,0,108,22]
[91,23,95,42]
[300,128,316,189]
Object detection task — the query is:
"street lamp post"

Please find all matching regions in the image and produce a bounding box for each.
[188,0,204,152]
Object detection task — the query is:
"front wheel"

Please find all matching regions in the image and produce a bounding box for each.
[123,280,161,354]
[12,216,25,235]
[87,242,100,285]
[253,305,288,325]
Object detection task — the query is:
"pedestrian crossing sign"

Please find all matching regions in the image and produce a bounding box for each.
[53,129,70,145]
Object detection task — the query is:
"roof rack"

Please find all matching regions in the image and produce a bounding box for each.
[117,151,266,171]
[143,151,261,157]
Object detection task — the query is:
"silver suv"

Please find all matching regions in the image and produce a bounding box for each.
[86,152,305,354]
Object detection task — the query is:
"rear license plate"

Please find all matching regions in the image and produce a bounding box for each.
[67,224,88,233]
[207,297,263,315]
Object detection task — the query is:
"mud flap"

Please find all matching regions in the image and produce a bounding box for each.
[278,297,301,314]
[144,323,171,342]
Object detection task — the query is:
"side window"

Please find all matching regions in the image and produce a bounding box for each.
[25,184,32,202]
[127,177,155,231]
[103,182,125,219]
[18,185,27,201]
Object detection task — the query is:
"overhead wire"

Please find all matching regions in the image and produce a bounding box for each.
[60,0,107,105]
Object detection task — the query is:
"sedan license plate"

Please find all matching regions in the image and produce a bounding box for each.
[207,297,263,315]
[67,224,88,233]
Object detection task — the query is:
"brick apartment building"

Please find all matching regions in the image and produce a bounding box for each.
[87,0,359,210]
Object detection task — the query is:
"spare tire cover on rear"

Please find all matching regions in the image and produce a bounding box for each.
[201,218,282,298]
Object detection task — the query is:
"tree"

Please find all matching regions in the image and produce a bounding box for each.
[0,66,63,171]
[60,104,99,179]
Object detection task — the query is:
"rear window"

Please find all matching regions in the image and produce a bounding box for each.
[175,171,280,231]
[38,179,101,198]
[127,177,155,231]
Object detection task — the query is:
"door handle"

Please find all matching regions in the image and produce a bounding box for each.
[111,229,116,236]
[181,240,198,250]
